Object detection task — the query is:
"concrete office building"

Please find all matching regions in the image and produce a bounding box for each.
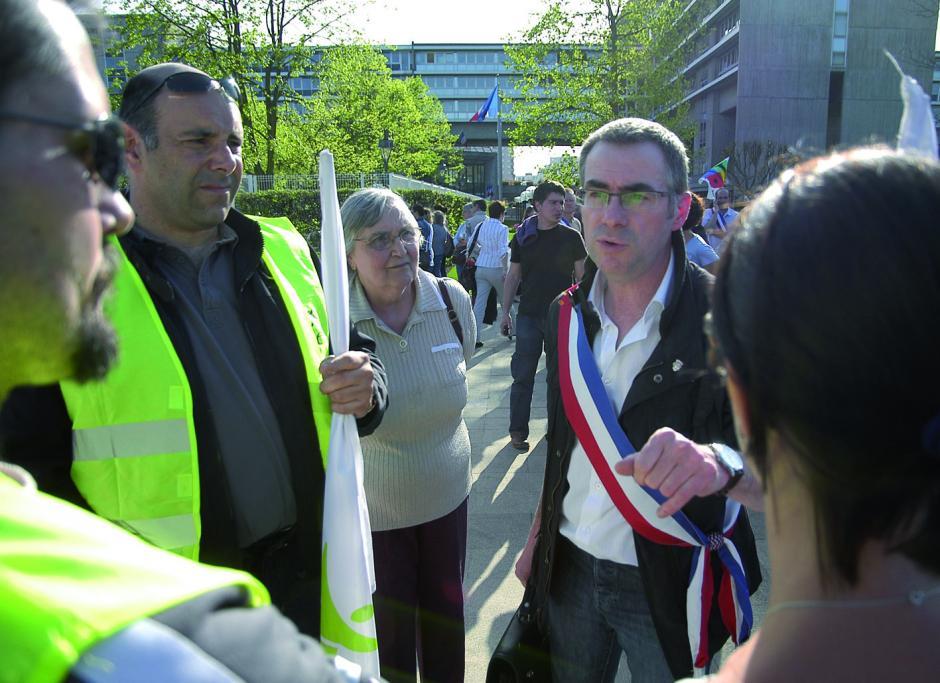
[682,0,938,177]
[379,44,521,197]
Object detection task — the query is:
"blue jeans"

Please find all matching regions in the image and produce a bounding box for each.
[546,537,673,683]
[508,314,545,438]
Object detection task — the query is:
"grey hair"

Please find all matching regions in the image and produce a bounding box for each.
[580,118,690,194]
[340,187,412,255]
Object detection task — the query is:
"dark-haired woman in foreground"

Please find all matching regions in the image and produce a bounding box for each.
[687,148,940,681]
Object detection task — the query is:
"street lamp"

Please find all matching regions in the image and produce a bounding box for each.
[378,129,393,185]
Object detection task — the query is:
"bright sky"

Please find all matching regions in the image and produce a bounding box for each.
[350,0,546,45]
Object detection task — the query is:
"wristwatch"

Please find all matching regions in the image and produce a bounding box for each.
[708,443,744,497]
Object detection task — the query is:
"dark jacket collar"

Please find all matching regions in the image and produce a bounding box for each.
[122,208,264,293]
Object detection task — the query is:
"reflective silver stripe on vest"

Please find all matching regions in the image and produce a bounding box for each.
[72,419,190,461]
[118,514,198,552]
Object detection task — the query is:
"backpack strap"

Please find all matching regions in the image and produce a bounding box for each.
[437,279,464,345]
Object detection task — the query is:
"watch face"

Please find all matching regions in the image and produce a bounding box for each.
[715,443,743,471]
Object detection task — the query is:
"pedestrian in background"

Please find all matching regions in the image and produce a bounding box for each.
[472,200,510,348]
[431,209,454,277]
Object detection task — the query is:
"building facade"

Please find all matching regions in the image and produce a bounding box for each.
[682,0,938,177]
[379,44,521,197]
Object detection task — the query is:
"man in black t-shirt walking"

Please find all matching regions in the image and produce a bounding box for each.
[501,180,587,451]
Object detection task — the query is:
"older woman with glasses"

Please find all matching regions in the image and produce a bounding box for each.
[668,149,940,681]
[342,188,476,683]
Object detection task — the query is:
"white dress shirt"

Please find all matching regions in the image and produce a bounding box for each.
[558,255,674,565]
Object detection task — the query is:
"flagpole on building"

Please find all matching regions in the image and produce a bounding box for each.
[495,74,503,199]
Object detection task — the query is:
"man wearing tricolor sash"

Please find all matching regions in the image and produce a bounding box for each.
[514,118,762,681]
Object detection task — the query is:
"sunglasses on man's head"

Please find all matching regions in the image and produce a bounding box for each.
[122,72,241,119]
[0,112,125,190]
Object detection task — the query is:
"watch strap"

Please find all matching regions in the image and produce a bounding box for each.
[708,443,743,497]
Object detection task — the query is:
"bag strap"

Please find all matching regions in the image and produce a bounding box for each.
[437,280,464,345]
[466,222,483,256]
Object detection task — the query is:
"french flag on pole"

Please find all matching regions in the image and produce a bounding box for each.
[469,85,498,122]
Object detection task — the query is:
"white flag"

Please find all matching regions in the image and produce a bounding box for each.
[318,149,380,676]
[886,51,938,160]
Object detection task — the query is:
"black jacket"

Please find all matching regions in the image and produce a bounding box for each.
[0,209,388,617]
[530,233,761,679]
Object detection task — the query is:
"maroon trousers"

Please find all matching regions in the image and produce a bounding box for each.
[371,497,468,683]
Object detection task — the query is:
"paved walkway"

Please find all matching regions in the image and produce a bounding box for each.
[462,317,771,682]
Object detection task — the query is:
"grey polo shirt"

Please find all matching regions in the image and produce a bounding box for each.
[135,224,295,547]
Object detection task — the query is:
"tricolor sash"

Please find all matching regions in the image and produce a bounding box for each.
[556,288,752,668]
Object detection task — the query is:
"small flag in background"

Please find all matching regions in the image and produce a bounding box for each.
[699,157,729,200]
[469,85,498,122]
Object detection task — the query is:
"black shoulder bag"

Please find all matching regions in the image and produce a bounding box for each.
[485,585,551,682]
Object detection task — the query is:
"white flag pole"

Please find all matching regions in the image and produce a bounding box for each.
[318,149,380,676]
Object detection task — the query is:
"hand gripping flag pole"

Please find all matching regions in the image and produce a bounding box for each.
[556,289,752,669]
[318,150,380,677]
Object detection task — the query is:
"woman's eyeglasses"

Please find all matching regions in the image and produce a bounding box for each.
[122,72,241,119]
[355,228,419,252]
[0,112,125,190]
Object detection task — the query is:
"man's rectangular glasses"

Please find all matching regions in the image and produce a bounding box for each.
[577,188,670,210]
[122,72,241,119]
[355,228,419,252]
[0,112,125,190]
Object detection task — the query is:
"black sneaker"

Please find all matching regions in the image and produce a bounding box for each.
[475,341,484,349]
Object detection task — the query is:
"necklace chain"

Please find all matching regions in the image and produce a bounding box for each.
[766,585,940,617]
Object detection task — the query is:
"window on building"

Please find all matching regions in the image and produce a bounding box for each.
[718,47,738,75]
[718,10,739,37]
[698,120,707,148]
[831,0,850,69]
[426,52,435,64]
[932,81,940,103]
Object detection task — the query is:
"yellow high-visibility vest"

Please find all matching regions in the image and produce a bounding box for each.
[0,473,268,683]
[59,216,332,560]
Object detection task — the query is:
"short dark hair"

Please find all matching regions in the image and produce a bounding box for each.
[533,180,565,205]
[473,199,487,212]
[0,0,71,106]
[711,148,940,585]
[683,194,704,231]
[487,201,505,218]
[580,118,689,194]
[120,63,213,150]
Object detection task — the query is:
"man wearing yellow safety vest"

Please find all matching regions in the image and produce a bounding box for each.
[1,59,388,640]
[0,0,381,679]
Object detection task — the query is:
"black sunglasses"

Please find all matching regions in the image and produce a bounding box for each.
[122,72,241,119]
[0,112,125,190]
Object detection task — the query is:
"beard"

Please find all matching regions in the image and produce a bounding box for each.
[68,244,120,383]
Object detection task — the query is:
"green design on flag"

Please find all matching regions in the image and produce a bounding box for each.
[320,544,379,654]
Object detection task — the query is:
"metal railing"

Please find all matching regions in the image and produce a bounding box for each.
[240,172,480,199]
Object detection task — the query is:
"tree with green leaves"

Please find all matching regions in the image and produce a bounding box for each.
[538,152,580,188]
[506,0,693,147]
[110,0,363,174]
[284,45,461,179]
